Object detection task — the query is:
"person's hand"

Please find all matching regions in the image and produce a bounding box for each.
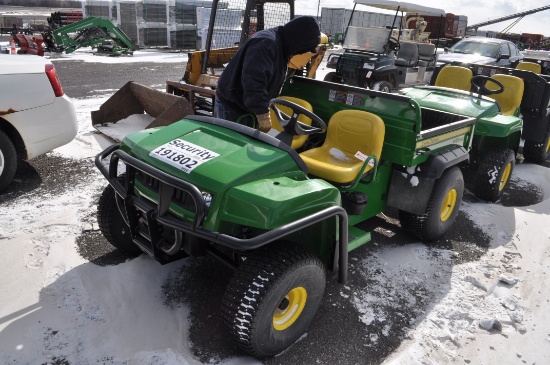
[256,113,272,133]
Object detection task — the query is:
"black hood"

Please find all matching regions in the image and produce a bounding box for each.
[280,16,321,58]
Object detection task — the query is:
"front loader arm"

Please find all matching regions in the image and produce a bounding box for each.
[49,16,137,54]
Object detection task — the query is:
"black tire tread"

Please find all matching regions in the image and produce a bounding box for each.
[97,182,142,255]
[323,72,336,82]
[221,243,325,358]
[399,167,463,241]
[0,129,17,193]
[473,148,515,202]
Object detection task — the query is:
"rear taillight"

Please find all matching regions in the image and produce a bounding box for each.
[45,64,64,97]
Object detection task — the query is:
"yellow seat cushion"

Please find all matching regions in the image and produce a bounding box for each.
[300,110,385,184]
[515,61,541,74]
[434,65,473,92]
[270,96,313,149]
[488,74,524,116]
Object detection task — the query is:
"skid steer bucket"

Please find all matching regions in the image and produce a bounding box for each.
[91,81,193,141]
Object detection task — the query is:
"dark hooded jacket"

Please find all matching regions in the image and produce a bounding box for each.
[216,16,321,116]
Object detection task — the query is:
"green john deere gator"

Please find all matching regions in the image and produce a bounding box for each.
[95,75,477,358]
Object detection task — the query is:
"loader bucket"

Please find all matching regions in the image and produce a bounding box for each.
[91,81,193,134]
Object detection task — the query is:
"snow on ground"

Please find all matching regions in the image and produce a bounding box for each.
[383,196,550,365]
[47,47,189,64]
[1,49,549,364]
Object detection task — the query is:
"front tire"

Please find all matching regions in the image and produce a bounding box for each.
[399,167,464,241]
[221,243,326,358]
[523,129,550,163]
[371,80,392,93]
[97,180,143,255]
[474,148,515,202]
[0,130,17,193]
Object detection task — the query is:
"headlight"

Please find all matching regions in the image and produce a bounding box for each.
[202,191,212,207]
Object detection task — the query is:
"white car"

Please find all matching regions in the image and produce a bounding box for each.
[0,54,78,192]
[438,37,524,67]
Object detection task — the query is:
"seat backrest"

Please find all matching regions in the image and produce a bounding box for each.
[418,43,435,57]
[488,74,524,116]
[515,61,542,74]
[325,110,385,166]
[395,41,419,66]
[417,43,436,66]
[269,96,313,149]
[299,110,385,184]
[434,65,473,91]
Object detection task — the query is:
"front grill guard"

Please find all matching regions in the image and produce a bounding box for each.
[95,144,349,284]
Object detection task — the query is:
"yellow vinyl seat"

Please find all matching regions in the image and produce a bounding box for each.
[515,61,541,74]
[434,65,473,92]
[270,96,313,149]
[488,74,524,116]
[300,110,385,184]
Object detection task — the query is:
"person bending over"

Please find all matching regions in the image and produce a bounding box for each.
[215,16,321,133]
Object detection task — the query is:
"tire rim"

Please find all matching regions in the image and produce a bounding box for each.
[440,188,457,222]
[499,162,512,191]
[546,136,550,154]
[273,286,307,331]
[0,149,4,176]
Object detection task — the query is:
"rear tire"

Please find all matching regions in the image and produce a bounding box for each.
[371,80,392,93]
[523,130,550,163]
[97,179,142,255]
[221,242,326,358]
[0,130,17,193]
[474,148,515,202]
[399,167,464,241]
[323,72,337,82]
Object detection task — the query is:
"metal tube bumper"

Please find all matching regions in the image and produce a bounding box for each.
[95,145,349,284]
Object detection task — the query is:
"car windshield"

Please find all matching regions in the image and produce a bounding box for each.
[344,26,390,53]
[449,40,500,58]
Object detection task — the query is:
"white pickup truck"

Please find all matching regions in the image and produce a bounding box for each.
[0,54,78,192]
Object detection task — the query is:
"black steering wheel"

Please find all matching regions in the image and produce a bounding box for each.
[470,75,505,97]
[387,37,400,52]
[269,98,326,136]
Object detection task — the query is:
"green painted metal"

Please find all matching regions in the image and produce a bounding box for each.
[51,16,137,55]
[348,226,371,251]
[107,76,482,268]
[118,118,343,265]
[281,77,476,167]
[402,87,499,119]
[121,119,331,230]
[402,86,523,158]
[347,161,394,226]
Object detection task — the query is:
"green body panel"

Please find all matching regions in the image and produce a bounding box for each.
[402,86,523,158]
[348,226,371,251]
[121,119,321,231]
[402,87,523,138]
[475,115,523,138]
[220,176,340,230]
[347,161,393,226]
[108,78,484,267]
[282,77,476,167]
[402,87,498,118]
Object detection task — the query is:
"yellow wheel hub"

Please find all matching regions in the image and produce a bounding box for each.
[499,162,512,191]
[440,188,457,222]
[273,287,307,331]
[546,137,550,154]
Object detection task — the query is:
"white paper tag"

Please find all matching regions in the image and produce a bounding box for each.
[150,138,219,174]
[355,151,374,166]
